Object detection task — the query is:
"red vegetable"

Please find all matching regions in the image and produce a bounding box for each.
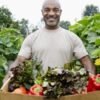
[12,86,27,94]
[93,74,100,90]
[29,84,43,96]
[87,74,100,92]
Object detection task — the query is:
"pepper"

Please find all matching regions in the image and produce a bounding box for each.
[87,74,100,92]
[29,84,43,96]
[93,74,100,90]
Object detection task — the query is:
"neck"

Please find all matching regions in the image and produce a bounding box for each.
[45,25,59,30]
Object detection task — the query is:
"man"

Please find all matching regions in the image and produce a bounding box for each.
[4,0,95,82]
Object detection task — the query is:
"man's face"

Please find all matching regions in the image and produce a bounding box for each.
[42,1,62,29]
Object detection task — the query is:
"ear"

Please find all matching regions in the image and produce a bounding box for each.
[41,9,44,15]
[60,9,62,14]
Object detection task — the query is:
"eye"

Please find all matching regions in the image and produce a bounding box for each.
[44,8,50,13]
[53,8,60,12]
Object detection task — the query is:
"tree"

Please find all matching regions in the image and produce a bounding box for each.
[59,20,71,30]
[19,19,29,37]
[10,21,20,30]
[0,6,21,30]
[0,6,12,29]
[32,26,38,32]
[83,5,99,17]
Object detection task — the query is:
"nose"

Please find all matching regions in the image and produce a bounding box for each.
[49,10,55,16]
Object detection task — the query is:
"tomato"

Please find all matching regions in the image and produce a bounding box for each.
[12,86,27,94]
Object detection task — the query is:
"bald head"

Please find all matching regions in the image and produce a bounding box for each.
[41,0,62,29]
[42,0,61,9]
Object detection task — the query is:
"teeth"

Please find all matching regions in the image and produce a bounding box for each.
[48,18,55,21]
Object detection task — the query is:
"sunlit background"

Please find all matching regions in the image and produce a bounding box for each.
[0,0,100,26]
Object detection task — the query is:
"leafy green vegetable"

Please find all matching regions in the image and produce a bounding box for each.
[8,59,43,91]
[8,60,34,91]
[42,67,88,98]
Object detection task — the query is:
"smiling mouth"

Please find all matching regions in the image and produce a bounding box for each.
[48,18,56,21]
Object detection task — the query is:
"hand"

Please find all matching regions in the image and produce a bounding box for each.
[89,73,95,78]
[3,61,24,84]
[9,61,24,71]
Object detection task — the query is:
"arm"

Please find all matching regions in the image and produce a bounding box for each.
[3,34,33,83]
[10,55,27,69]
[80,55,96,76]
[71,32,96,75]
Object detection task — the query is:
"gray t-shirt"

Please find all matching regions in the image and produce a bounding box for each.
[18,27,88,72]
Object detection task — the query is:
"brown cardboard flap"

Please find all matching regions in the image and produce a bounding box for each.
[59,91,100,100]
[0,77,11,92]
[0,91,100,100]
[0,92,44,100]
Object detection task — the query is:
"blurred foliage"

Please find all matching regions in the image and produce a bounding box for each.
[0,28,24,87]
[59,20,71,30]
[69,14,100,73]
[83,4,100,17]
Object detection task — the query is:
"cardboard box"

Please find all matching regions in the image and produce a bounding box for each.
[1,90,100,100]
[0,79,100,100]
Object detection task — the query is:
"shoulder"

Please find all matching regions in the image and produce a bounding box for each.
[26,29,40,39]
[24,28,43,42]
[60,28,84,47]
[60,27,80,40]
[21,29,40,46]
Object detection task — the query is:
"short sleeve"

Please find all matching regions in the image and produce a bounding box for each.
[18,35,32,59]
[73,35,88,59]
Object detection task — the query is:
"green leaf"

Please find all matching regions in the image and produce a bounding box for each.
[87,33,97,43]
[91,48,100,58]
[96,29,100,34]
[0,55,7,67]
[78,16,90,26]
[95,38,100,46]
[69,23,85,36]
[0,28,23,60]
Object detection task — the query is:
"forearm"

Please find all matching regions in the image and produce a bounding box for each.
[80,55,96,75]
[8,55,26,71]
